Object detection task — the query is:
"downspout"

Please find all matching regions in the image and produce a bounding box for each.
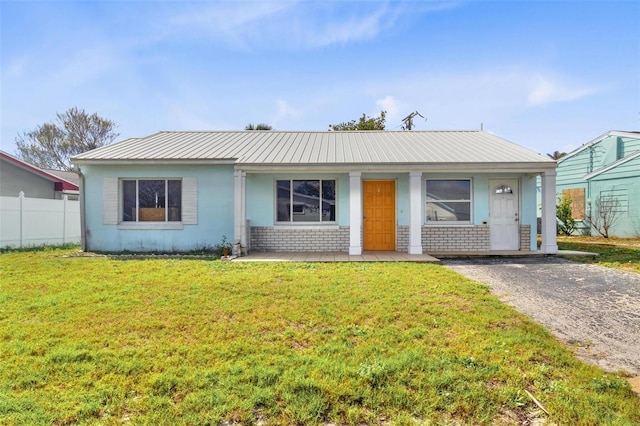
[74,164,87,251]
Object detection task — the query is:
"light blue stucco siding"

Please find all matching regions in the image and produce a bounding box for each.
[81,164,234,252]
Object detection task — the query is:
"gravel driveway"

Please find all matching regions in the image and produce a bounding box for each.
[444,257,640,375]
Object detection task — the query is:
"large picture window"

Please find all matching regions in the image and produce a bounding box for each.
[276,179,336,223]
[122,179,182,222]
[426,179,471,223]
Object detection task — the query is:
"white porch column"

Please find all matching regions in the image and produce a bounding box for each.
[233,169,247,248]
[540,169,558,254]
[349,172,362,255]
[409,172,423,254]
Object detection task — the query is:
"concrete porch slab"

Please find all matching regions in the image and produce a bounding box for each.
[232,251,440,263]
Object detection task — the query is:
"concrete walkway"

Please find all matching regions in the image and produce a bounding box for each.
[232,251,440,263]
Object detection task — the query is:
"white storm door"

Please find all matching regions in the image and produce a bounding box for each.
[490,179,519,250]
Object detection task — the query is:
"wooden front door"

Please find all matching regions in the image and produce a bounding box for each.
[363,180,396,251]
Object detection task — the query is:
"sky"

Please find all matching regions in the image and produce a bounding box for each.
[1,0,639,158]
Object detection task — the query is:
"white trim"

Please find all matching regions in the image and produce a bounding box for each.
[182,177,198,225]
[540,170,558,254]
[238,163,555,174]
[274,225,340,230]
[408,172,423,254]
[103,178,118,225]
[349,172,362,255]
[118,223,184,230]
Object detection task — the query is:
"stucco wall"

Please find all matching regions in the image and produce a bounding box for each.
[80,164,235,252]
[1,160,56,199]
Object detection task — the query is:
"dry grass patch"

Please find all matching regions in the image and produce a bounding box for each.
[557,236,640,273]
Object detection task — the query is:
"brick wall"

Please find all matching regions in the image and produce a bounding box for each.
[250,226,350,252]
[520,225,531,251]
[250,224,532,253]
[396,225,409,252]
[423,226,490,252]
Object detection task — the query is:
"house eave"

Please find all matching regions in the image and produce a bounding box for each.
[72,158,238,166]
[236,162,556,174]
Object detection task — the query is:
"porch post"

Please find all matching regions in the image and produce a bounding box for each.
[349,172,362,255]
[409,172,423,254]
[540,169,558,254]
[233,169,246,249]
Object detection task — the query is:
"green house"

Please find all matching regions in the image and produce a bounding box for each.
[557,131,640,237]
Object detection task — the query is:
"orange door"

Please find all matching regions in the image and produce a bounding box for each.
[363,181,396,251]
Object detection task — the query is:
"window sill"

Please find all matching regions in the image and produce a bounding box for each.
[425,223,475,227]
[274,224,340,230]
[118,222,184,230]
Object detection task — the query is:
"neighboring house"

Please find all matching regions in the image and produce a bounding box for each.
[71,130,558,255]
[0,151,79,199]
[557,131,640,237]
[1,151,81,247]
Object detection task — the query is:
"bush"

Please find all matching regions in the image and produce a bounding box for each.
[557,195,576,236]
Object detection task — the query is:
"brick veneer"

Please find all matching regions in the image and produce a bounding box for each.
[249,224,532,253]
[250,226,350,252]
[423,226,490,252]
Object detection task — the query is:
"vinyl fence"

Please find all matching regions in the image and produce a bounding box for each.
[0,192,80,248]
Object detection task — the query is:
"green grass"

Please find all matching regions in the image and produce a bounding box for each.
[1,249,639,425]
[557,236,640,273]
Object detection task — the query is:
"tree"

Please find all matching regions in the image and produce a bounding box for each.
[547,151,567,160]
[586,194,622,238]
[15,107,118,171]
[245,123,272,130]
[328,110,386,131]
[556,194,577,236]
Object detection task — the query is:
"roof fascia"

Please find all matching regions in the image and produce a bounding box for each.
[236,162,556,174]
[72,159,237,166]
[583,150,640,180]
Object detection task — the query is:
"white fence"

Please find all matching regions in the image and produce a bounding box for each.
[0,192,80,248]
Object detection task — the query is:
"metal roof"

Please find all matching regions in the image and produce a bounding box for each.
[72,130,553,168]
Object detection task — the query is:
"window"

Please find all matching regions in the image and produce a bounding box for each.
[426,179,471,223]
[562,187,585,219]
[276,179,336,223]
[122,179,182,222]
[494,185,513,194]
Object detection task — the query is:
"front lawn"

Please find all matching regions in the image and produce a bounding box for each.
[1,249,639,425]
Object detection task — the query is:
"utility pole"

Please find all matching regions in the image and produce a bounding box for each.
[401,111,425,130]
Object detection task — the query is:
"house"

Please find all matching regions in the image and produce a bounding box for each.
[1,151,81,247]
[0,151,79,199]
[556,130,640,237]
[70,130,558,255]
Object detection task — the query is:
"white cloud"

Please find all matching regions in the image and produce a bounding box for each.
[160,1,459,50]
[527,74,600,106]
[376,95,399,116]
[270,99,304,128]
